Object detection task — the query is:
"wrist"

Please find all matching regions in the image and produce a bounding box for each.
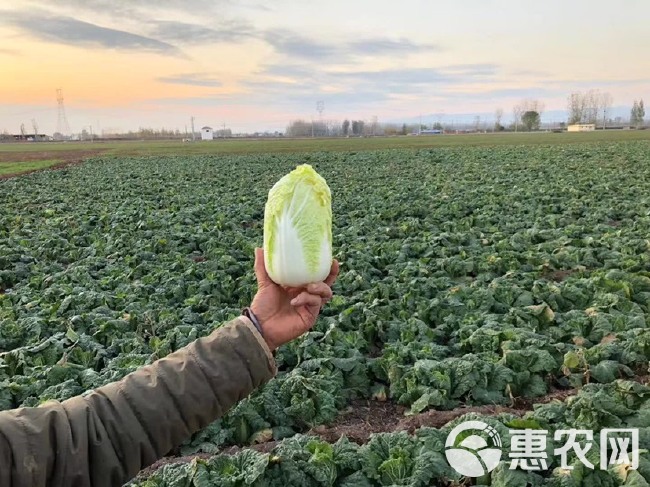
[243,306,276,351]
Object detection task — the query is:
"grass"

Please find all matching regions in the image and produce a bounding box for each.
[0,130,649,176]
[0,160,63,176]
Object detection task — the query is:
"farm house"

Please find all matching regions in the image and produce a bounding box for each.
[201,126,213,140]
[567,123,596,132]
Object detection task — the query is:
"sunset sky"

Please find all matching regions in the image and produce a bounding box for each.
[0,0,648,134]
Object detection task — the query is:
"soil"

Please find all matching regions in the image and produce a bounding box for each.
[0,149,106,179]
[137,388,576,478]
[135,376,650,479]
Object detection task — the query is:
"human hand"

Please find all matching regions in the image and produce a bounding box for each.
[250,247,339,351]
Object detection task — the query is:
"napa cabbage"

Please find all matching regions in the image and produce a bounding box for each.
[263,164,332,287]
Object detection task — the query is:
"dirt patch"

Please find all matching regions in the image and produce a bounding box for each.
[309,400,407,443]
[139,388,581,478]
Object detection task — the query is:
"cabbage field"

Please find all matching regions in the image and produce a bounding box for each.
[1,141,650,486]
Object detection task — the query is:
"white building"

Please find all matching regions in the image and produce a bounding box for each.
[567,124,596,132]
[201,126,214,140]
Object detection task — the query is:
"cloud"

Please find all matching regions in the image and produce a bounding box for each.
[151,88,391,109]
[2,12,183,56]
[0,48,19,56]
[336,67,453,84]
[442,86,562,100]
[263,30,441,61]
[260,64,315,79]
[235,63,507,111]
[263,31,338,60]
[443,63,500,76]
[24,0,225,17]
[348,37,440,55]
[150,20,255,44]
[157,73,222,87]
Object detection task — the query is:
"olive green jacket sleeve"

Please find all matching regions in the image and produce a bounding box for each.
[0,317,276,487]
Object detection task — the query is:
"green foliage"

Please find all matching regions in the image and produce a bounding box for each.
[2,142,650,486]
[522,110,542,131]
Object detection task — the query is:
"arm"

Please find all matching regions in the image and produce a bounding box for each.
[0,317,275,487]
[0,248,338,487]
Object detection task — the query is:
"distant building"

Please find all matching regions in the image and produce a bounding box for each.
[11,134,51,141]
[201,126,213,140]
[567,124,596,132]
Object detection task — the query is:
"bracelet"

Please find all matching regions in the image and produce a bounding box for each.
[243,307,263,337]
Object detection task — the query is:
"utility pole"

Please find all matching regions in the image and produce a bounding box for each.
[223,122,226,138]
[190,116,195,141]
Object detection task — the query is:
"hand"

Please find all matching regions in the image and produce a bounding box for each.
[250,247,339,351]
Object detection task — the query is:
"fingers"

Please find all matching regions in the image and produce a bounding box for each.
[290,261,339,308]
[254,247,273,287]
[306,282,333,301]
[325,259,340,287]
[290,292,323,308]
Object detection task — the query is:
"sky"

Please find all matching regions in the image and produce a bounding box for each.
[0,0,648,134]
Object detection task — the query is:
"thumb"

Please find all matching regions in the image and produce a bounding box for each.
[254,247,273,287]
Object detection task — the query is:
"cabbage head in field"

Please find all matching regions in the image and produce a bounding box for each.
[264,164,332,287]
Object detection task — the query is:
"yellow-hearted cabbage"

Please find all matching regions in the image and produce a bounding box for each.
[263,164,332,287]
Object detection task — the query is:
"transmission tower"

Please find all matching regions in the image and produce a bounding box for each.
[56,89,71,137]
[32,119,39,136]
[315,101,325,137]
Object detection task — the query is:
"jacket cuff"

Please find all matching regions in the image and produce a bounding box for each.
[237,316,277,376]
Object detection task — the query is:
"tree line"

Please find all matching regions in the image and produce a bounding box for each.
[504,91,645,132]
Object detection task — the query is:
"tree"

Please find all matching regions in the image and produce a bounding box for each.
[401,123,407,135]
[285,120,312,137]
[521,111,541,131]
[567,92,586,124]
[494,108,504,132]
[342,119,350,136]
[640,99,646,126]
[632,99,646,128]
[512,99,544,132]
[370,116,379,136]
[631,101,640,126]
[513,106,523,132]
[567,90,612,126]
[585,89,599,123]
[351,120,364,136]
